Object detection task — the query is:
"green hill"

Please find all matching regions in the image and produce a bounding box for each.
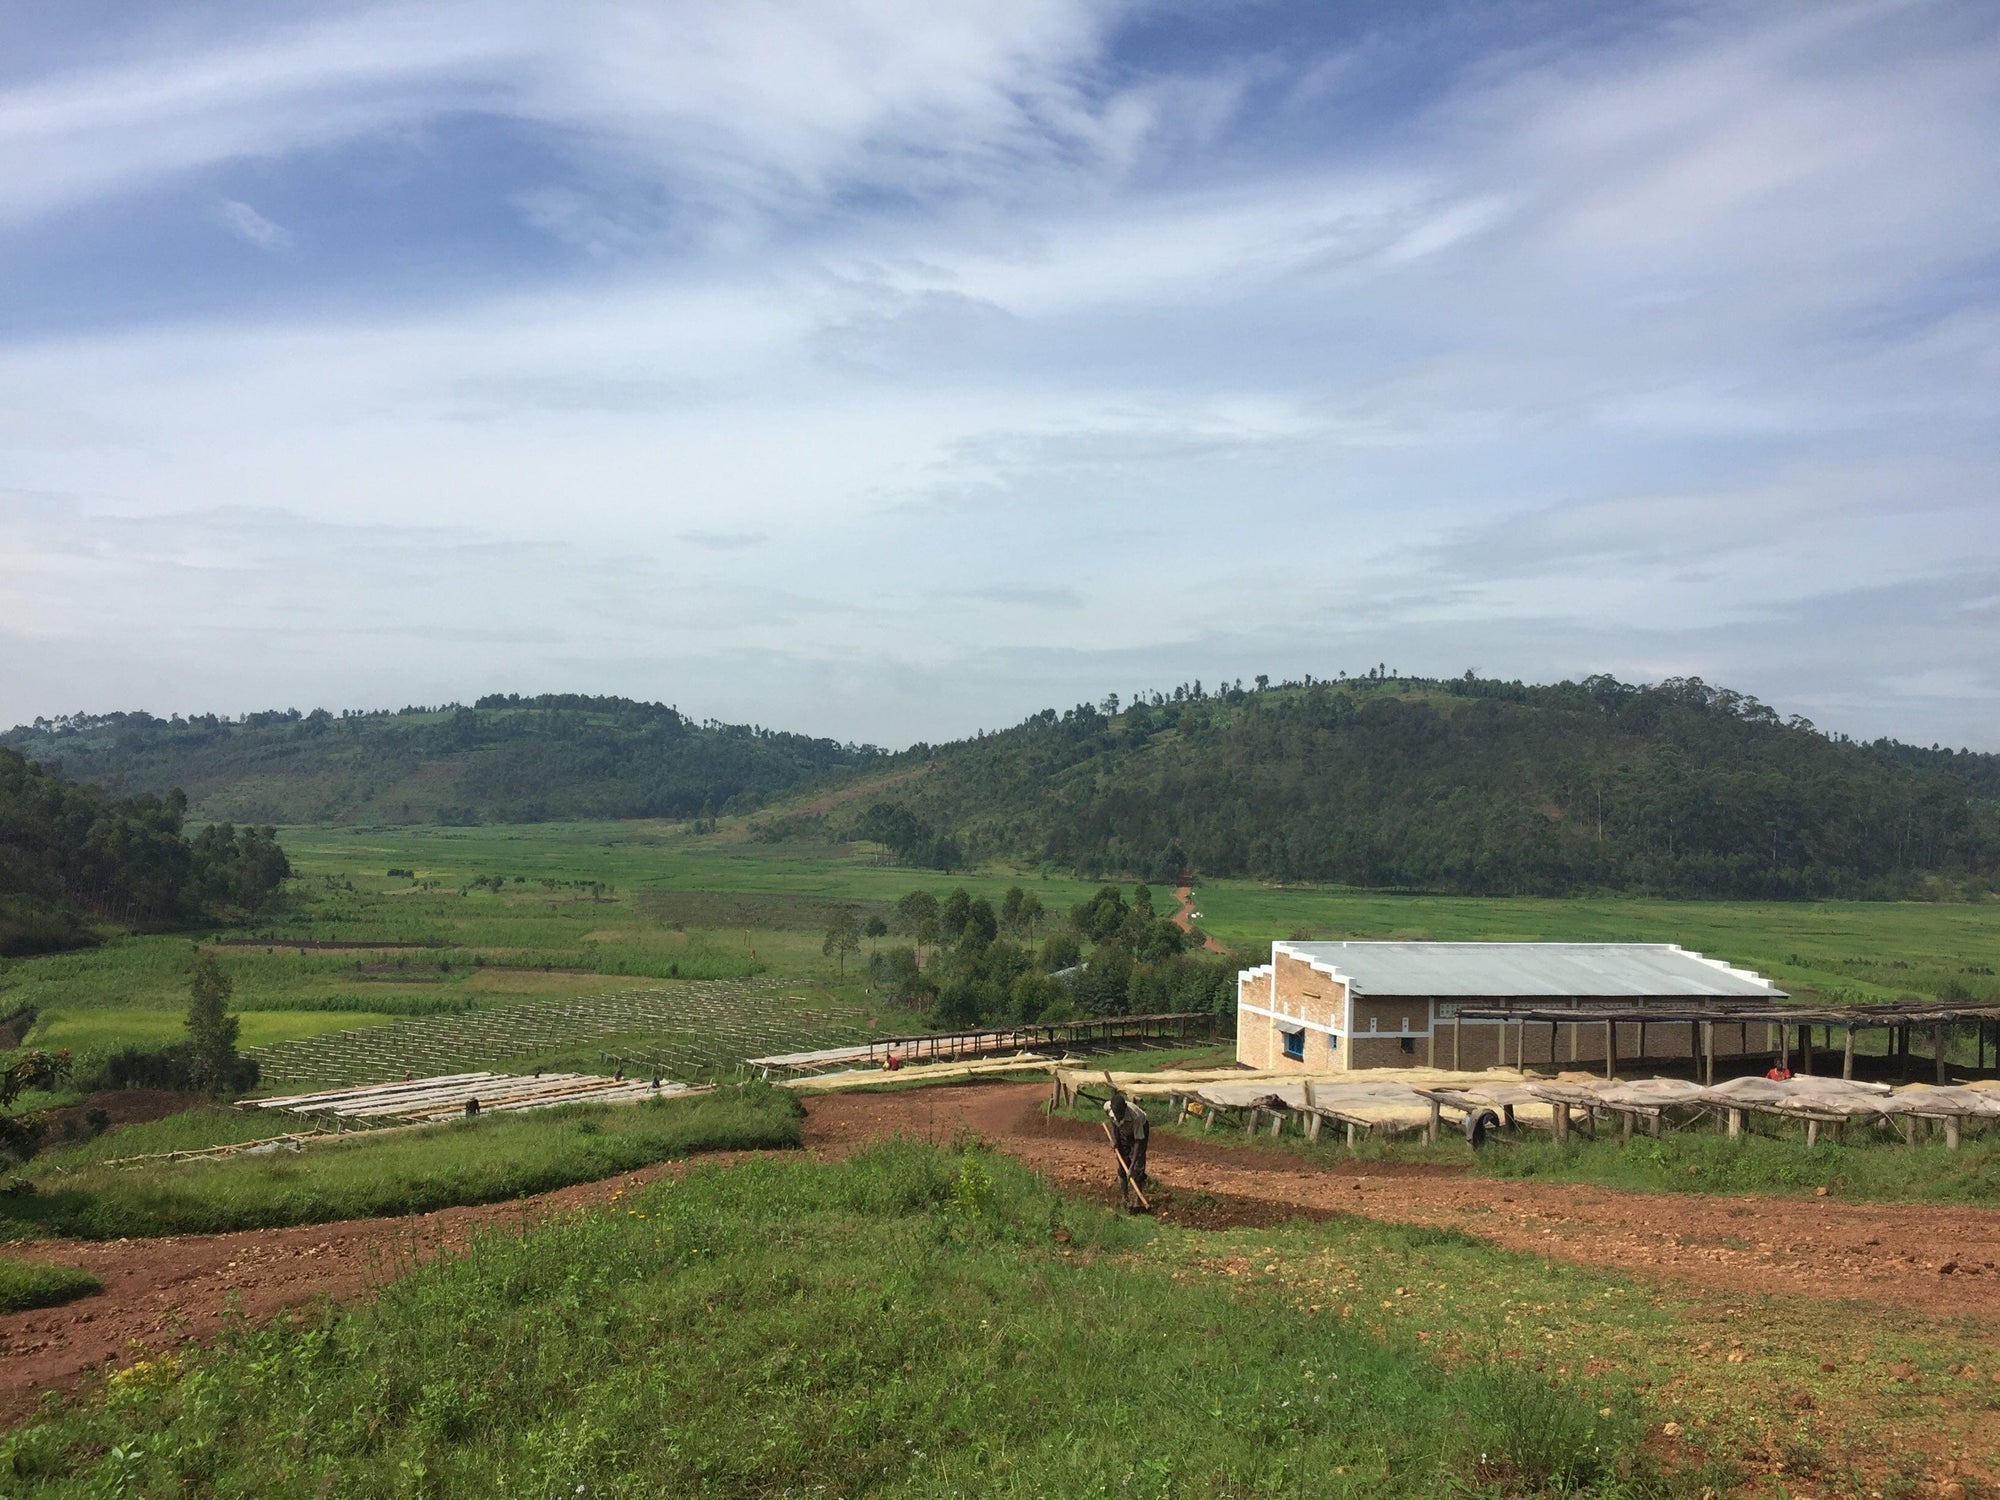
[2,694,879,827]
[9,676,1996,902]
[838,673,2000,900]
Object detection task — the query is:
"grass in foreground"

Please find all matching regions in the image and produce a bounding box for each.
[0,1258,100,1314]
[0,1141,1674,1499]
[0,1085,801,1242]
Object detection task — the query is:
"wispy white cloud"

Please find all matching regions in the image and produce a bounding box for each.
[216,198,293,250]
[1,0,1997,746]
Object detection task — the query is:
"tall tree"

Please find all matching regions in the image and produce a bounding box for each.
[185,954,242,1095]
[821,907,862,977]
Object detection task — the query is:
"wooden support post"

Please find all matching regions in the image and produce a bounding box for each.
[1648,1110,1662,1138]
[1901,1114,1917,1147]
[1702,1021,1716,1086]
[1726,1108,1743,1140]
[1843,1026,1855,1081]
[1307,1112,1322,1143]
[1799,1024,1813,1075]
[1638,1018,1647,1062]
[1604,1019,1617,1080]
[1203,1108,1215,1133]
[1553,1103,1568,1142]
[1452,1014,1461,1072]
[1946,1115,1962,1150]
[1779,1023,1790,1073]
[1621,1110,1634,1143]
[1426,1099,1440,1147]
[1935,1023,1948,1085]
[1245,1108,1259,1139]
[1805,1119,1820,1149]
[1900,1024,1915,1082]
[1345,1121,1357,1149]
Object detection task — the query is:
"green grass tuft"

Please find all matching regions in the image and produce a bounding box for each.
[0,1257,101,1314]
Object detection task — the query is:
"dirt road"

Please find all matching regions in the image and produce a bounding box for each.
[0,1157,701,1427]
[1170,885,1229,953]
[5,1080,1997,1428]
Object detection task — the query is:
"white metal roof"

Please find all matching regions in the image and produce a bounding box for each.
[1271,941,1783,999]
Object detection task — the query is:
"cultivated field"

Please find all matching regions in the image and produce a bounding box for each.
[3,819,1992,1101]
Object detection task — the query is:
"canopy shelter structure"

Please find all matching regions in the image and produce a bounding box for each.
[1449,998,2000,1084]
[252,1071,697,1126]
[747,1011,1218,1078]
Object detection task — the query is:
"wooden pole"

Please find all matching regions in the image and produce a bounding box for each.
[1945,1115,1962,1150]
[1604,1019,1616,1080]
[1553,1101,1569,1141]
[1452,1015,1461,1072]
[1842,1026,1855,1081]
[1702,1020,1715,1086]
[1426,1099,1440,1147]
[1935,1023,1948,1085]
[1726,1107,1742,1140]
[1638,1018,1647,1062]
[1799,1023,1813,1075]
[1805,1119,1820,1150]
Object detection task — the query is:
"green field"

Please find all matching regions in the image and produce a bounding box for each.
[1,819,1991,1101]
[0,1086,801,1241]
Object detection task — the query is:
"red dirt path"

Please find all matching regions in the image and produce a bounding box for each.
[4,1081,1997,1429]
[1170,885,1229,953]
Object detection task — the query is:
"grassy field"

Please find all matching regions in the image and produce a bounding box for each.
[0,1086,801,1242]
[0,1139,1687,1499]
[9,1137,1995,1497]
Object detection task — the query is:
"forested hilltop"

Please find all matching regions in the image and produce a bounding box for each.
[2,695,879,827]
[841,673,2000,900]
[0,747,289,955]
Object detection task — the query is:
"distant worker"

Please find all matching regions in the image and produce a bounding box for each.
[1766,1062,1793,1082]
[464,1096,481,1117]
[1104,1090,1150,1192]
[883,1052,902,1072]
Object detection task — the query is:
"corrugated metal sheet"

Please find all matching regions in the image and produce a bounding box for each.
[1273,941,1782,999]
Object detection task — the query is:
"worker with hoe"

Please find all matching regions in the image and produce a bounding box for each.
[1103,1088,1150,1196]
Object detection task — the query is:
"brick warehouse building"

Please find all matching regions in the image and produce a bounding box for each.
[1236,941,1786,1073]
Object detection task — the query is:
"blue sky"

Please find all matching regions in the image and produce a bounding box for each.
[3,0,1997,748]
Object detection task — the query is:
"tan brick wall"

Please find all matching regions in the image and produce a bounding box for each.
[1271,951,1345,1033]
[1349,1036,1424,1070]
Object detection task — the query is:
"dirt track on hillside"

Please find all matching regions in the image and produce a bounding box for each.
[4,1080,1997,1429]
[0,1158,706,1427]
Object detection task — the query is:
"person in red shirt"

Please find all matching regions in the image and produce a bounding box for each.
[1766,1062,1792,1081]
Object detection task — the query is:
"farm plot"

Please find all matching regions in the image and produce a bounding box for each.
[246,978,877,1088]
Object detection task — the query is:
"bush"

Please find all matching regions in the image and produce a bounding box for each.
[85,1043,259,1096]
